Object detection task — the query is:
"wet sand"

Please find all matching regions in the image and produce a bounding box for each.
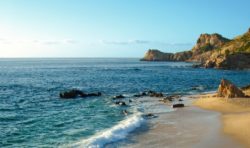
[124,106,241,148]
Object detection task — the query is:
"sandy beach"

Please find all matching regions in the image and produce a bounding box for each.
[193,91,250,148]
[108,95,243,148]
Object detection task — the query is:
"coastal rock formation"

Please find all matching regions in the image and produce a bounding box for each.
[141,28,250,70]
[140,49,175,61]
[217,79,245,98]
[140,49,192,61]
[204,53,250,69]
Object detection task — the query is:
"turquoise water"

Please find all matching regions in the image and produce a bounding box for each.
[0,58,250,147]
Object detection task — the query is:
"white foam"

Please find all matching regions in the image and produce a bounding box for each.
[68,113,144,148]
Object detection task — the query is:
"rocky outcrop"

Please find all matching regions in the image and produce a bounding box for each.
[217,79,245,98]
[204,53,250,69]
[140,49,175,61]
[140,49,192,61]
[141,28,250,70]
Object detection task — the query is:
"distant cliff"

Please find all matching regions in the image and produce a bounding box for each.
[140,49,192,61]
[141,28,250,70]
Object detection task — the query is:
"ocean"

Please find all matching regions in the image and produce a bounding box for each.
[0,58,250,147]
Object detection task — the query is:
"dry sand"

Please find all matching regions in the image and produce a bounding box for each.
[193,91,250,148]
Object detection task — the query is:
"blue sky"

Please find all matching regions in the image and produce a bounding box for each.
[0,0,249,57]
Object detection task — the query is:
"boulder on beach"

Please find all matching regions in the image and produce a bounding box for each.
[217,79,245,98]
[172,103,185,108]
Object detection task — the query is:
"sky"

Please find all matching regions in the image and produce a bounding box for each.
[0,0,250,57]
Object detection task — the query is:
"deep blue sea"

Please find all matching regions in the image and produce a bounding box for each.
[0,58,250,147]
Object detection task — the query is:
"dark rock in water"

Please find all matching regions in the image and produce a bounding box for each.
[112,95,125,100]
[192,63,202,68]
[178,99,183,102]
[147,90,156,94]
[59,89,102,99]
[150,92,163,97]
[133,68,141,71]
[147,91,164,97]
[133,94,141,97]
[134,90,164,98]
[115,101,127,106]
[133,92,147,97]
[143,113,157,119]
[217,79,245,98]
[172,103,185,108]
[129,99,132,103]
[145,113,154,117]
[59,89,85,99]
[162,95,181,102]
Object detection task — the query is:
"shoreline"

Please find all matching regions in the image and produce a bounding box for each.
[107,95,243,148]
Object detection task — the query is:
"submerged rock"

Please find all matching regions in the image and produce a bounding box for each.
[217,79,245,98]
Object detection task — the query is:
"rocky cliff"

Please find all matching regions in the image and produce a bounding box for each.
[141,28,250,70]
